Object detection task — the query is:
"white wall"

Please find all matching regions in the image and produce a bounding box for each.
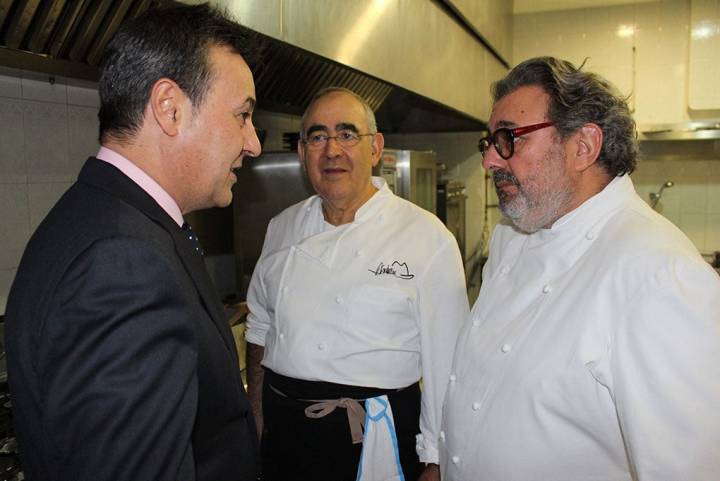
[514,0,691,126]
[633,159,720,253]
[513,0,720,255]
[0,66,100,315]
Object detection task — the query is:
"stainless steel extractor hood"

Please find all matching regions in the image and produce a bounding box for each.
[639,121,720,141]
[0,0,486,133]
[0,0,163,80]
[638,121,720,160]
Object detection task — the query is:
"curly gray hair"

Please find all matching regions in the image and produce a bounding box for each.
[492,57,638,176]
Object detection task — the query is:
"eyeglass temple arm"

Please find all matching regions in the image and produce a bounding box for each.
[511,121,554,137]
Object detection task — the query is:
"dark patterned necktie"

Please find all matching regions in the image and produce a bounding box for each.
[182,222,204,256]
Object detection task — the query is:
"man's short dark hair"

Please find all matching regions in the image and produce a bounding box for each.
[492,56,638,177]
[98,3,255,144]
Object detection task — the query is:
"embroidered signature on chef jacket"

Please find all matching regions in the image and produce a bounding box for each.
[368,261,415,280]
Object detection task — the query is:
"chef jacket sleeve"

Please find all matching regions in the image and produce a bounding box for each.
[41,237,198,481]
[609,256,720,480]
[414,236,470,463]
[245,218,276,347]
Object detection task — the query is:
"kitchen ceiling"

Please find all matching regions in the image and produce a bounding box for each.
[0,0,484,133]
[0,0,163,78]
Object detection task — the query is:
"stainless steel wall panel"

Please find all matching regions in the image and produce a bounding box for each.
[219,0,506,123]
[210,0,283,39]
[447,0,513,63]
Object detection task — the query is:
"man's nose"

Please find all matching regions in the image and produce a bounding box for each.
[245,125,262,158]
[481,144,507,171]
[324,136,343,156]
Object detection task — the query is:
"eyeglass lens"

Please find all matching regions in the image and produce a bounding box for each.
[479,129,513,159]
[305,131,370,150]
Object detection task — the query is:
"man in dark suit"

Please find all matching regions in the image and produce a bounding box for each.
[4,4,261,480]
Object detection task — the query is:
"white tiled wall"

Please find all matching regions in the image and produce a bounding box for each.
[513,0,720,256]
[689,0,720,110]
[0,66,100,314]
[632,159,720,254]
[514,0,691,126]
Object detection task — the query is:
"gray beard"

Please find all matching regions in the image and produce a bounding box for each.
[493,149,574,234]
[499,184,573,233]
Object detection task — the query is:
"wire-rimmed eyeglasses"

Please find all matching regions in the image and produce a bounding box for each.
[302,130,374,150]
[478,122,554,160]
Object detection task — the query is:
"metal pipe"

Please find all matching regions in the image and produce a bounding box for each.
[649,181,674,209]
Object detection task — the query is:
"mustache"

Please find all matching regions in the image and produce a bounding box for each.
[492,169,519,188]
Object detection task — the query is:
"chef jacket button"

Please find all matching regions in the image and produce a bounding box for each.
[500,265,510,274]
[472,319,480,327]
[451,455,460,464]
[585,230,596,240]
[317,342,326,351]
[472,402,481,411]
[501,343,512,353]
[542,284,552,294]
[282,286,288,293]
[440,430,446,441]
[449,374,457,382]
[335,296,344,304]
[355,249,363,257]
[279,333,285,340]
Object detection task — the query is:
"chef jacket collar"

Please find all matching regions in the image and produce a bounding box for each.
[306,176,392,226]
[295,177,392,267]
[533,174,634,243]
[353,176,392,224]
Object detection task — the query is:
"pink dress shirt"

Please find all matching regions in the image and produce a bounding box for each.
[95,147,184,227]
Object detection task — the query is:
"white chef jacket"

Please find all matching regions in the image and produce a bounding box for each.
[441,175,720,481]
[246,177,469,463]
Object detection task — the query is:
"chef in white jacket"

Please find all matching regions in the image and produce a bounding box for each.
[441,56,720,481]
[246,87,468,481]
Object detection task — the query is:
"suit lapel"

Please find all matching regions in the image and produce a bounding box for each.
[78,158,237,357]
[170,227,237,357]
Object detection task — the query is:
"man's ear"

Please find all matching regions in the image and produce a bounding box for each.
[569,123,603,172]
[150,79,183,136]
[370,132,385,167]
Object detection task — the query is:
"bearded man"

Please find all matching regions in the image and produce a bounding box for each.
[440,57,720,481]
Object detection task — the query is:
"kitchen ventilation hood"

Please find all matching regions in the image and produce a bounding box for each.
[639,121,720,141]
[0,0,485,133]
[638,121,720,160]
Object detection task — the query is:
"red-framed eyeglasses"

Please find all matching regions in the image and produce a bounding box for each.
[478,122,554,160]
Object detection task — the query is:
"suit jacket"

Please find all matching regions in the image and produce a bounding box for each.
[5,158,259,481]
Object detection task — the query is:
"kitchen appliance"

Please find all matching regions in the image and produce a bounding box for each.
[376,149,438,215]
[437,181,467,261]
[232,152,315,294]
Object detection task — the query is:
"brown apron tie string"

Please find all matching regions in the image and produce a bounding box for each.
[304,398,367,444]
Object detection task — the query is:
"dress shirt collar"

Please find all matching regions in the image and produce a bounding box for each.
[95,146,184,227]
